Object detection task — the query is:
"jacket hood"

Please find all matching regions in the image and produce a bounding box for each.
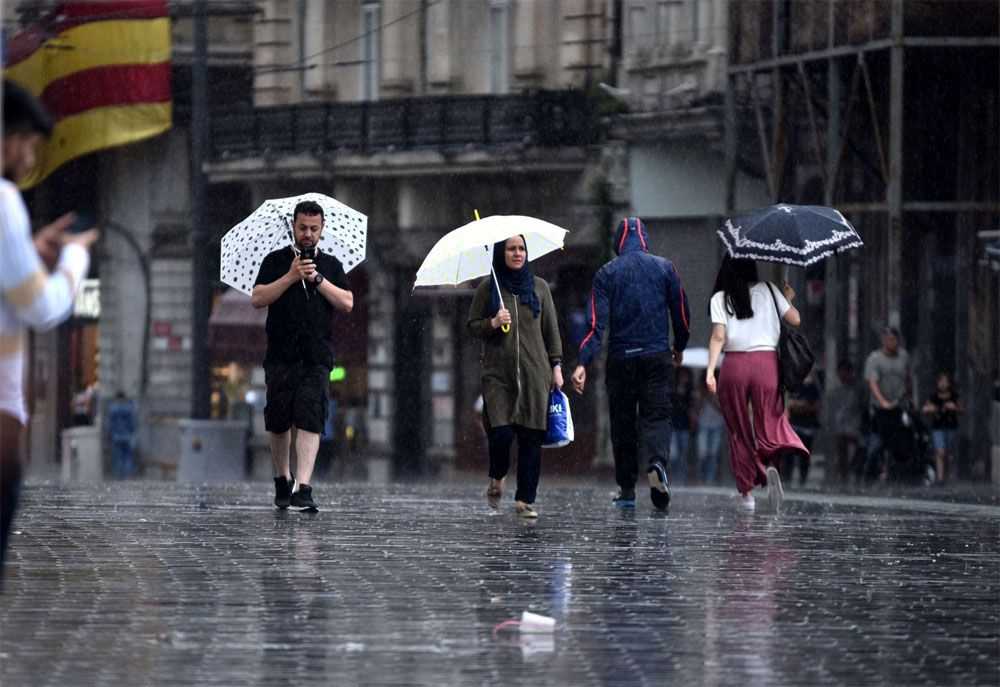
[613,217,650,256]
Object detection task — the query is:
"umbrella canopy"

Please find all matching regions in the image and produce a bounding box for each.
[220,193,367,295]
[413,215,567,288]
[718,204,863,267]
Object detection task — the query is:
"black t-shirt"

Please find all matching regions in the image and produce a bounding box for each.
[254,246,350,368]
[925,392,959,430]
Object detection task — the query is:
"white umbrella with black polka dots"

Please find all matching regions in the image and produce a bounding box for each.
[220,193,367,295]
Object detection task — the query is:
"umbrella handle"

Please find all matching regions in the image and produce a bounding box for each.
[287,219,309,296]
[490,263,511,335]
[478,208,510,334]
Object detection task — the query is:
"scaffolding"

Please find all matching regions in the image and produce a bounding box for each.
[723,0,1000,476]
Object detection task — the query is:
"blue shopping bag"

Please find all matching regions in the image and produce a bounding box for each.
[543,388,574,448]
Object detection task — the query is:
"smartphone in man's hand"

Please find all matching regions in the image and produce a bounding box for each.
[67,213,95,234]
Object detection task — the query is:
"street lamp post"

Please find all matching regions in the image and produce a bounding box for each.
[190,0,211,419]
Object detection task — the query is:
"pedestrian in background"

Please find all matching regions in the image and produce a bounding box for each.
[863,326,913,482]
[72,383,96,426]
[1,81,98,572]
[668,366,694,485]
[829,359,864,483]
[107,391,137,479]
[467,236,563,519]
[784,371,821,487]
[921,372,963,485]
[252,200,354,512]
[695,377,726,485]
[705,256,806,511]
[571,217,691,511]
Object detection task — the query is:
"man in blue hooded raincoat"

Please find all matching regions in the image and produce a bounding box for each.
[571,217,691,510]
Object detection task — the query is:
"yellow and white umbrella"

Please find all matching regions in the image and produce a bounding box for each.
[414,213,567,288]
[414,212,567,333]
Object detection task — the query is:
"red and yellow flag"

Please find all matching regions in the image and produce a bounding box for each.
[4,1,172,189]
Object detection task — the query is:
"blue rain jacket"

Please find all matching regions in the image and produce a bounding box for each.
[577,217,691,366]
[106,400,136,442]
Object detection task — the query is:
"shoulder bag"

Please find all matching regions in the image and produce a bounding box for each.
[766,282,815,393]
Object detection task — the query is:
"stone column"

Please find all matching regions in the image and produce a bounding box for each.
[426,0,453,91]
[381,0,419,96]
[253,0,298,105]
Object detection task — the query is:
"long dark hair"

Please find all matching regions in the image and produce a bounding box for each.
[712,255,759,319]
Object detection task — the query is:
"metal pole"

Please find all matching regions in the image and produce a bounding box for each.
[722,71,737,217]
[824,55,842,376]
[190,0,211,419]
[887,0,904,330]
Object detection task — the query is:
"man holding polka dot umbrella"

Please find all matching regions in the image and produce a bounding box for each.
[221,194,366,512]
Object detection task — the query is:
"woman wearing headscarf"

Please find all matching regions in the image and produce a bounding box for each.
[467,236,563,518]
[705,256,807,511]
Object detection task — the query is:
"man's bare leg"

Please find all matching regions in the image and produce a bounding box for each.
[293,429,320,489]
[269,430,292,480]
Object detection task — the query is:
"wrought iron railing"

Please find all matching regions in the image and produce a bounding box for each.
[207,90,596,160]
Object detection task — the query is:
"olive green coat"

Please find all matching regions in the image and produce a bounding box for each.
[467,277,562,431]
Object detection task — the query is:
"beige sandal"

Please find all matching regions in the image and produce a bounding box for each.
[515,502,539,519]
[486,480,504,509]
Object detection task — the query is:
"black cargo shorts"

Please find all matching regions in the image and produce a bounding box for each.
[263,363,329,434]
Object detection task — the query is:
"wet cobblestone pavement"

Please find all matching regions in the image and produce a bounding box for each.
[1,481,998,686]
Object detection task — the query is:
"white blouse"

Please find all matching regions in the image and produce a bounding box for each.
[709,282,790,353]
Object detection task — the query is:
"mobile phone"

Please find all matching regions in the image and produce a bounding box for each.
[67,213,95,234]
[300,247,316,261]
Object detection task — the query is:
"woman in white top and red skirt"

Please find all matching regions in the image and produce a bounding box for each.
[705,256,807,510]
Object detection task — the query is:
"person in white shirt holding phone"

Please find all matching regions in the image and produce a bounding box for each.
[1,81,98,574]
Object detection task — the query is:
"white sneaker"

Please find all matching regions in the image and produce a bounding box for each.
[766,467,784,510]
[740,494,755,510]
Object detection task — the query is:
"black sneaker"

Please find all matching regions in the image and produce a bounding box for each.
[290,484,318,512]
[647,463,670,511]
[273,474,295,509]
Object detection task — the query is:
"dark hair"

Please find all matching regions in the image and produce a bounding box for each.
[3,80,53,137]
[836,358,853,373]
[292,200,324,223]
[712,255,758,320]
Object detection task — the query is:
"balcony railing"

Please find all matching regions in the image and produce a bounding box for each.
[207,90,596,161]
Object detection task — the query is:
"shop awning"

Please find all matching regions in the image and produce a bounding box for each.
[208,288,267,364]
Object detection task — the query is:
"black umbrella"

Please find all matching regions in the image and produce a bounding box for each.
[717,204,863,267]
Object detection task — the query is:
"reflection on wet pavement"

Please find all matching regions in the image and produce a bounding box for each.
[1,483,997,686]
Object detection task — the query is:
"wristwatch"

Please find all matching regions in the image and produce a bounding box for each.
[313,273,324,286]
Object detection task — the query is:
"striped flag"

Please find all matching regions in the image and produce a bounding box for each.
[4,1,172,189]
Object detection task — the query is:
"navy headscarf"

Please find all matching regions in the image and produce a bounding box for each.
[491,237,541,319]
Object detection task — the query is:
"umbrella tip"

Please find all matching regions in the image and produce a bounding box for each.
[474,209,481,221]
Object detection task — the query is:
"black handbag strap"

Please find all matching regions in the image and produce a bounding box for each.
[765,281,783,324]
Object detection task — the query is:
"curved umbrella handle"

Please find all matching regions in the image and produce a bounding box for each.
[477,208,510,334]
